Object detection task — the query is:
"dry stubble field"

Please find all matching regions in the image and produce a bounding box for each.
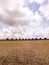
[0,40,49,65]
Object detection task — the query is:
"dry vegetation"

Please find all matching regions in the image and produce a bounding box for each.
[0,40,49,65]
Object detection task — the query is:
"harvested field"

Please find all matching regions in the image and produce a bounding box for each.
[0,40,49,65]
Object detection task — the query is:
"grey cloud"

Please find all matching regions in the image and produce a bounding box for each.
[0,0,27,26]
[0,9,27,26]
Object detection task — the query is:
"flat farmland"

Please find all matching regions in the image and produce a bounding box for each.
[0,40,49,65]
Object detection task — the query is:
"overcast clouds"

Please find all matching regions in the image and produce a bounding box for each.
[0,0,49,39]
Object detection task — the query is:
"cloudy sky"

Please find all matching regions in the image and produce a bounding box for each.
[0,0,49,39]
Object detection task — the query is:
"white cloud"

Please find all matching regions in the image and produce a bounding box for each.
[39,3,49,19]
[0,25,49,39]
[44,27,49,38]
[0,0,49,39]
[0,0,42,26]
[0,0,24,11]
[29,0,45,4]
[35,0,45,4]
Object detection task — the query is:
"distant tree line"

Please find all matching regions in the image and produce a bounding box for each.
[5,38,48,40]
[0,38,48,41]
